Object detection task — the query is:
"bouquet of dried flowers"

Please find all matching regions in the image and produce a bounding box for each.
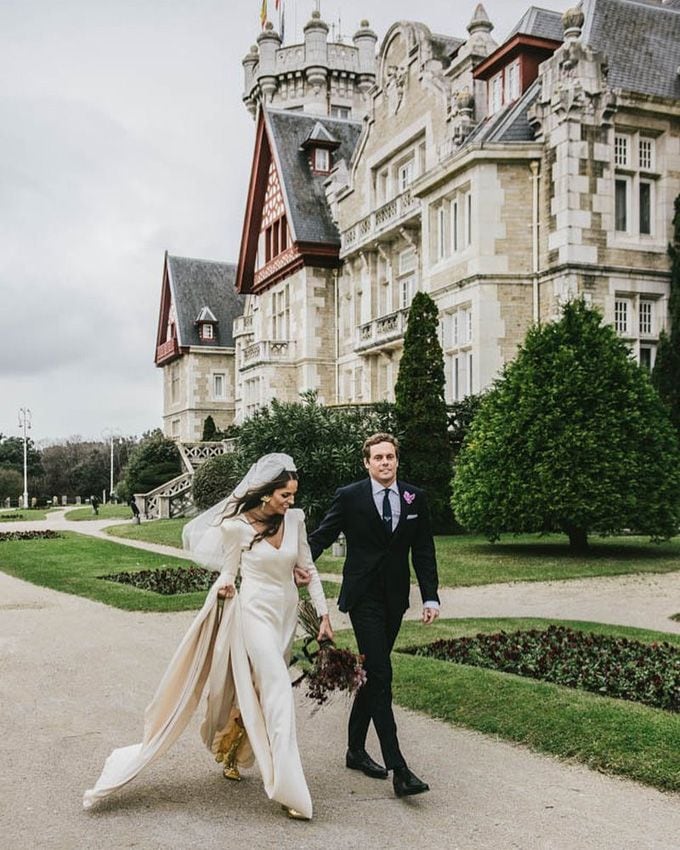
[290,599,367,707]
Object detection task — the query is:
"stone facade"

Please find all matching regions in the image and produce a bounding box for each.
[164,2,679,427]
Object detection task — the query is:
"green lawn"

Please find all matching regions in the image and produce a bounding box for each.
[318,533,680,587]
[106,517,189,548]
[64,504,132,521]
[0,531,337,610]
[0,508,52,522]
[330,617,680,793]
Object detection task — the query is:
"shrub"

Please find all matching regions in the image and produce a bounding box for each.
[202,416,218,441]
[101,566,215,594]
[0,468,23,501]
[0,530,62,542]
[117,429,182,501]
[192,451,242,510]
[404,625,680,712]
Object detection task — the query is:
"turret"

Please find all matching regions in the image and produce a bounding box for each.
[256,22,281,102]
[353,19,378,94]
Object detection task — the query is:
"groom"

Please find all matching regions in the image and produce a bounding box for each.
[307,432,440,797]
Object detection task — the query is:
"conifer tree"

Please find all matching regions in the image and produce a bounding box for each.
[394,291,451,528]
[652,193,680,434]
[453,300,680,550]
[202,415,217,442]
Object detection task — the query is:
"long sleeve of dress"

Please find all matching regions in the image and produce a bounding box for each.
[218,519,243,587]
[295,512,328,617]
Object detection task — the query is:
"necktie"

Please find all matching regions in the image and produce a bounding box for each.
[382,488,393,532]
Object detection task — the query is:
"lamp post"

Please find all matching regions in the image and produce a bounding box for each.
[18,407,31,509]
[102,429,119,502]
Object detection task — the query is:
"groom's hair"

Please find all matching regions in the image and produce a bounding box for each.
[362,432,400,460]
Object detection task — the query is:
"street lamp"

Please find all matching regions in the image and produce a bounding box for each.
[102,429,120,503]
[18,407,31,509]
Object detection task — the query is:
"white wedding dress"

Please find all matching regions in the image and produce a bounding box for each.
[83,508,327,819]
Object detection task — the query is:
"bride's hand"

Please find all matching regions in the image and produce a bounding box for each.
[293,566,311,587]
[218,584,236,599]
[317,614,334,643]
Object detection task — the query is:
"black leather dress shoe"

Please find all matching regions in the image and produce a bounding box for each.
[345,749,388,779]
[393,766,430,797]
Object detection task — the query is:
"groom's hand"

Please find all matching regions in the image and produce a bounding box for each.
[422,606,439,625]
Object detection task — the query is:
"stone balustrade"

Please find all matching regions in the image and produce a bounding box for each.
[341,188,420,256]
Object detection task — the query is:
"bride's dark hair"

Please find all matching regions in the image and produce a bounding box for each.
[225,469,298,547]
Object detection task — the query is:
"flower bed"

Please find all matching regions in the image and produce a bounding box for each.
[0,530,62,542]
[403,625,679,712]
[101,566,216,595]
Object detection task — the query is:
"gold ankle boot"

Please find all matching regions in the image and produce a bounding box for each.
[222,725,246,780]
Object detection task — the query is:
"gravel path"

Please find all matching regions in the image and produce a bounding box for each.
[1,511,679,849]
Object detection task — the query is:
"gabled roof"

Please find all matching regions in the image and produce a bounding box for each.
[236,107,363,293]
[583,0,680,100]
[301,121,340,148]
[195,306,218,323]
[506,7,565,42]
[266,108,362,244]
[165,255,243,349]
[466,79,540,145]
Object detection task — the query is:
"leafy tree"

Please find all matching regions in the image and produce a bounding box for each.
[394,291,452,529]
[0,434,43,478]
[448,393,485,460]
[652,193,680,434]
[192,451,242,510]
[235,392,395,529]
[0,468,23,502]
[202,416,218,442]
[116,429,182,500]
[40,436,136,500]
[452,300,680,550]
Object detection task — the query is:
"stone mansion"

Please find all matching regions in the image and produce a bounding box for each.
[155,0,680,442]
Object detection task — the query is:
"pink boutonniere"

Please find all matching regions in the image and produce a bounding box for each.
[403,491,416,505]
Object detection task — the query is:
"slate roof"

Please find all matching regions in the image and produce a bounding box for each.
[166,255,243,348]
[583,0,680,100]
[465,80,540,145]
[506,6,565,42]
[265,108,363,246]
[430,33,465,65]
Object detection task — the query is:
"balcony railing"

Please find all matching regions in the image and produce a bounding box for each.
[241,339,295,368]
[156,338,179,363]
[233,314,254,337]
[355,308,410,352]
[342,189,420,255]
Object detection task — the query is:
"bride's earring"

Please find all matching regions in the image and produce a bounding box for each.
[261,495,271,505]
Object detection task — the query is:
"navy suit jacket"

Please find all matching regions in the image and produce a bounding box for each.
[308,478,440,614]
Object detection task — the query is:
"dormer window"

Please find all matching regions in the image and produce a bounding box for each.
[195,305,218,342]
[313,147,330,173]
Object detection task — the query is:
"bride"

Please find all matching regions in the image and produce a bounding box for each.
[83,453,332,820]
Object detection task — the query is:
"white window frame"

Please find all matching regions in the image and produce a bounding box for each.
[451,198,459,253]
[614,133,658,240]
[614,134,629,167]
[398,247,417,275]
[464,192,472,247]
[436,205,446,261]
[398,159,414,192]
[615,176,632,234]
[505,60,520,103]
[639,299,654,337]
[213,372,226,400]
[399,274,414,309]
[488,72,503,114]
[615,298,630,335]
[314,148,330,172]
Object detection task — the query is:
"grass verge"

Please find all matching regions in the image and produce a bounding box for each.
[0,508,52,522]
[106,518,189,548]
[0,531,337,610]
[318,533,680,587]
[330,617,680,793]
[64,504,132,521]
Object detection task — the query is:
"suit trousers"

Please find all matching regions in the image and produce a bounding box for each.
[348,574,406,770]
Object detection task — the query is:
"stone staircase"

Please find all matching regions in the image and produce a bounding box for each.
[137,440,235,519]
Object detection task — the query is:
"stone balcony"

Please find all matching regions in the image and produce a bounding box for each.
[341,189,420,257]
[241,339,295,368]
[233,314,254,338]
[355,308,410,353]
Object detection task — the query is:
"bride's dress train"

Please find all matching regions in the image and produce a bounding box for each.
[83,508,326,819]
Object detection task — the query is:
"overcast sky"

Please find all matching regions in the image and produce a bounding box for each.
[0,0,566,444]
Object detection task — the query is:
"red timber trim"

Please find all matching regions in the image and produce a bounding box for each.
[236,111,274,294]
[251,241,340,293]
[154,252,180,366]
[235,108,341,294]
[473,34,561,81]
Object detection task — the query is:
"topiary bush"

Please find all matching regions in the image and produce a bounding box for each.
[192,451,242,510]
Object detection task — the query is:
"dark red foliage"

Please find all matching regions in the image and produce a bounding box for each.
[0,530,62,542]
